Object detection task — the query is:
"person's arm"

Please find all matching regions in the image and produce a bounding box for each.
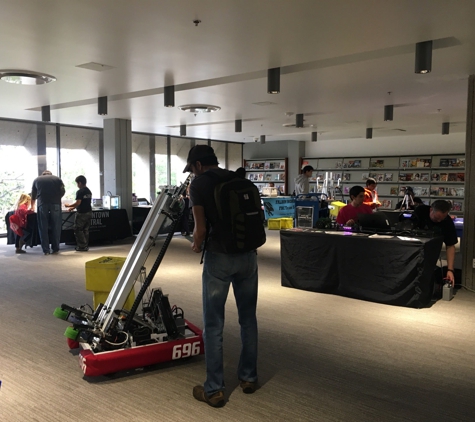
[65,199,81,212]
[445,244,456,286]
[191,205,207,253]
[30,182,37,211]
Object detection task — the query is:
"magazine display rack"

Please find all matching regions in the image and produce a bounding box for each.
[301,154,465,214]
[243,158,288,195]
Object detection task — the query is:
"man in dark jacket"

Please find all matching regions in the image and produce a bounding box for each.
[31,170,65,255]
[185,145,260,408]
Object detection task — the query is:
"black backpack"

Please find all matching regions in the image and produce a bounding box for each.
[205,171,266,253]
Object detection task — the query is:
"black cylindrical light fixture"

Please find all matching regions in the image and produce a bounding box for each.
[180,124,186,136]
[311,132,317,142]
[260,135,266,144]
[164,85,175,107]
[366,128,373,139]
[98,96,108,115]
[235,119,242,132]
[415,40,432,74]
[384,105,394,121]
[41,105,51,122]
[442,122,450,135]
[267,67,280,94]
[296,113,304,128]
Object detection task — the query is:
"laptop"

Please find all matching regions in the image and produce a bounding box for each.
[357,212,392,234]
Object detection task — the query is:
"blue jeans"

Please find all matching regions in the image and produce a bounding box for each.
[37,203,62,253]
[202,250,258,395]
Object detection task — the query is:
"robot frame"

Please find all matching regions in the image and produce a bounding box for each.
[54,175,204,377]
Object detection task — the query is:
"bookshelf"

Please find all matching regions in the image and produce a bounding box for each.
[301,154,465,214]
[243,158,288,195]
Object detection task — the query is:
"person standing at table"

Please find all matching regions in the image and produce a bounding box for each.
[411,200,457,286]
[294,165,314,195]
[363,177,381,209]
[31,170,65,255]
[336,185,373,226]
[65,175,93,252]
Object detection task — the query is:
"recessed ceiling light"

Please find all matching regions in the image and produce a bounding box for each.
[178,104,221,113]
[0,69,56,85]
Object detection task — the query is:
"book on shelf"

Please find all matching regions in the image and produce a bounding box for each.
[342,173,351,181]
[412,186,429,197]
[390,187,399,195]
[402,158,431,168]
[431,173,440,182]
[384,173,393,182]
[446,187,464,197]
[399,173,413,182]
[264,162,270,170]
[361,172,369,180]
[279,161,285,170]
[347,159,361,168]
[380,199,392,208]
[412,172,422,181]
[264,173,273,181]
[335,161,343,169]
[456,173,465,182]
[440,173,448,182]
[455,158,465,167]
[370,159,384,168]
[420,172,430,182]
[452,201,463,211]
[343,186,350,194]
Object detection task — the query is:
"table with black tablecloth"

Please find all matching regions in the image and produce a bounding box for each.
[5,209,132,247]
[280,229,443,308]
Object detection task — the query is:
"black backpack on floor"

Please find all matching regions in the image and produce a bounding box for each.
[205,171,266,253]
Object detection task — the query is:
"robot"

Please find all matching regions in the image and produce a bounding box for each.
[54,175,203,377]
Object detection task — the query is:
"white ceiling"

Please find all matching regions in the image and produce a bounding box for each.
[1,0,475,143]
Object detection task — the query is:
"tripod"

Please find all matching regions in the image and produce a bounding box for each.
[399,188,414,211]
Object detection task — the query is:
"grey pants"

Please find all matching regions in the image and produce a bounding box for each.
[74,211,92,249]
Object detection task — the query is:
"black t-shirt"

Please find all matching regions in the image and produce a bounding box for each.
[411,205,458,246]
[189,168,231,253]
[76,187,92,213]
[31,175,65,206]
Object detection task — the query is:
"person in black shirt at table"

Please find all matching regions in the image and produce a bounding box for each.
[65,175,93,252]
[411,200,457,285]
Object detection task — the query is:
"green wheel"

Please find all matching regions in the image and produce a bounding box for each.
[53,307,69,320]
[64,326,79,341]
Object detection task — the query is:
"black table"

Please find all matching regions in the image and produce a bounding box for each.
[5,209,132,247]
[280,229,443,308]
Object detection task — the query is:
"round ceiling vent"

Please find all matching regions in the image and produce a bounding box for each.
[0,69,56,85]
[178,104,221,113]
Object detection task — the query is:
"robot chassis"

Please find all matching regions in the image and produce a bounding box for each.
[54,175,204,377]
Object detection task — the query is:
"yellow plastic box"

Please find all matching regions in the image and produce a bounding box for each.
[85,256,135,310]
[268,217,294,230]
[329,201,346,218]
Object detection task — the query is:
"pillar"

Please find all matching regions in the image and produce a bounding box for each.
[103,118,132,224]
[461,75,475,290]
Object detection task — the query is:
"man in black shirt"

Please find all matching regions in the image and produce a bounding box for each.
[65,175,92,252]
[185,145,260,408]
[31,170,65,255]
[411,200,457,285]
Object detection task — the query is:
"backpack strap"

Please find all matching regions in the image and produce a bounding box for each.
[198,170,233,264]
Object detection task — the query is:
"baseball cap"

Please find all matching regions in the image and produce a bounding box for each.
[183,145,217,173]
